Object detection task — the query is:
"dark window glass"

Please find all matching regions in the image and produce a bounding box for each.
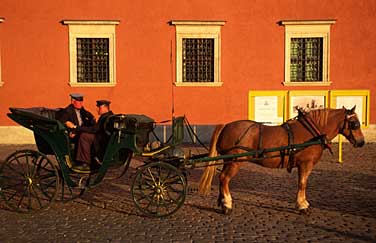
[290,38,323,82]
[182,38,214,82]
[77,38,109,83]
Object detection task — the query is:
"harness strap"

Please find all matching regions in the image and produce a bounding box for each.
[256,124,263,158]
[235,123,258,145]
[282,122,296,173]
[224,123,264,158]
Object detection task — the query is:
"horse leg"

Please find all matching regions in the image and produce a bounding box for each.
[296,161,314,214]
[217,167,226,209]
[218,162,240,215]
[217,179,223,207]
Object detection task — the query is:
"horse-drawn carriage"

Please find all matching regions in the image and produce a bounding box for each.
[0,107,187,217]
[0,106,365,217]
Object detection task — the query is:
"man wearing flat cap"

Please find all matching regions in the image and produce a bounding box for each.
[56,93,96,133]
[56,93,96,170]
[74,99,114,170]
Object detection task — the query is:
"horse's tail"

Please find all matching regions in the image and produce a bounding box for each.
[198,124,225,195]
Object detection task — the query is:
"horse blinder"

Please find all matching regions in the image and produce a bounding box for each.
[348,119,360,130]
[345,113,361,131]
[342,112,365,147]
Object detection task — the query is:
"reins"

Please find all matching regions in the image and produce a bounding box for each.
[297,109,333,154]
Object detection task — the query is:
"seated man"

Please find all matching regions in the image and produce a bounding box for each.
[66,100,114,170]
[56,93,96,140]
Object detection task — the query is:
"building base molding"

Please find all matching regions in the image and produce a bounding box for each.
[0,126,35,144]
[0,125,375,145]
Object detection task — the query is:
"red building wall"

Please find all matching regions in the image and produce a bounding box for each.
[0,0,375,125]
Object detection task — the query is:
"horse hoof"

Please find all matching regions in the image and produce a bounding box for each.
[217,199,222,207]
[222,206,232,215]
[299,208,310,215]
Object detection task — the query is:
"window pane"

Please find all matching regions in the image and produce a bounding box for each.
[290,38,323,82]
[182,38,214,82]
[77,38,109,83]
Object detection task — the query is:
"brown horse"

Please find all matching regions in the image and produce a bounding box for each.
[198,107,365,214]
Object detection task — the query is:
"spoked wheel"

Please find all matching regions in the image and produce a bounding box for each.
[0,150,59,213]
[131,162,187,217]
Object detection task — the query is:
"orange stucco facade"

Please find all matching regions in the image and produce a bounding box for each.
[0,0,375,127]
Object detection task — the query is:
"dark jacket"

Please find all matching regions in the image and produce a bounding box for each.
[80,111,114,160]
[56,104,96,128]
[77,111,113,134]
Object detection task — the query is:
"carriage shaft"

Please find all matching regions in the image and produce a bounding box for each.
[185,138,323,166]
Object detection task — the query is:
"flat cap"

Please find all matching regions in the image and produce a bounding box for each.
[70,93,84,101]
[96,100,111,107]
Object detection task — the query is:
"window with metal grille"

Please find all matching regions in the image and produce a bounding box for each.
[76,38,109,83]
[182,38,214,82]
[290,38,323,82]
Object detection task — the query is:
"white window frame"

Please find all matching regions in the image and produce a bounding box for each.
[281,20,336,86]
[63,20,119,87]
[0,17,4,87]
[171,20,225,87]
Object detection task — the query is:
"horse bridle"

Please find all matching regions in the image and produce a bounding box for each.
[339,111,361,140]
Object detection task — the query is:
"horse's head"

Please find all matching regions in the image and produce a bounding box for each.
[339,106,365,147]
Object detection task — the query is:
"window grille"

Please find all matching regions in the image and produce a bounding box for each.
[290,38,323,82]
[182,38,214,82]
[76,38,109,83]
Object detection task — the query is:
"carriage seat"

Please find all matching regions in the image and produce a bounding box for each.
[105,114,154,133]
[104,114,155,151]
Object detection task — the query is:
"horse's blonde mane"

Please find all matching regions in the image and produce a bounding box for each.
[307,108,331,127]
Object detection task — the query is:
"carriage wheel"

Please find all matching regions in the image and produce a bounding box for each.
[131,162,186,217]
[0,150,59,213]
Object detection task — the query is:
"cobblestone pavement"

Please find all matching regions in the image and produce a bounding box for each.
[0,143,375,243]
